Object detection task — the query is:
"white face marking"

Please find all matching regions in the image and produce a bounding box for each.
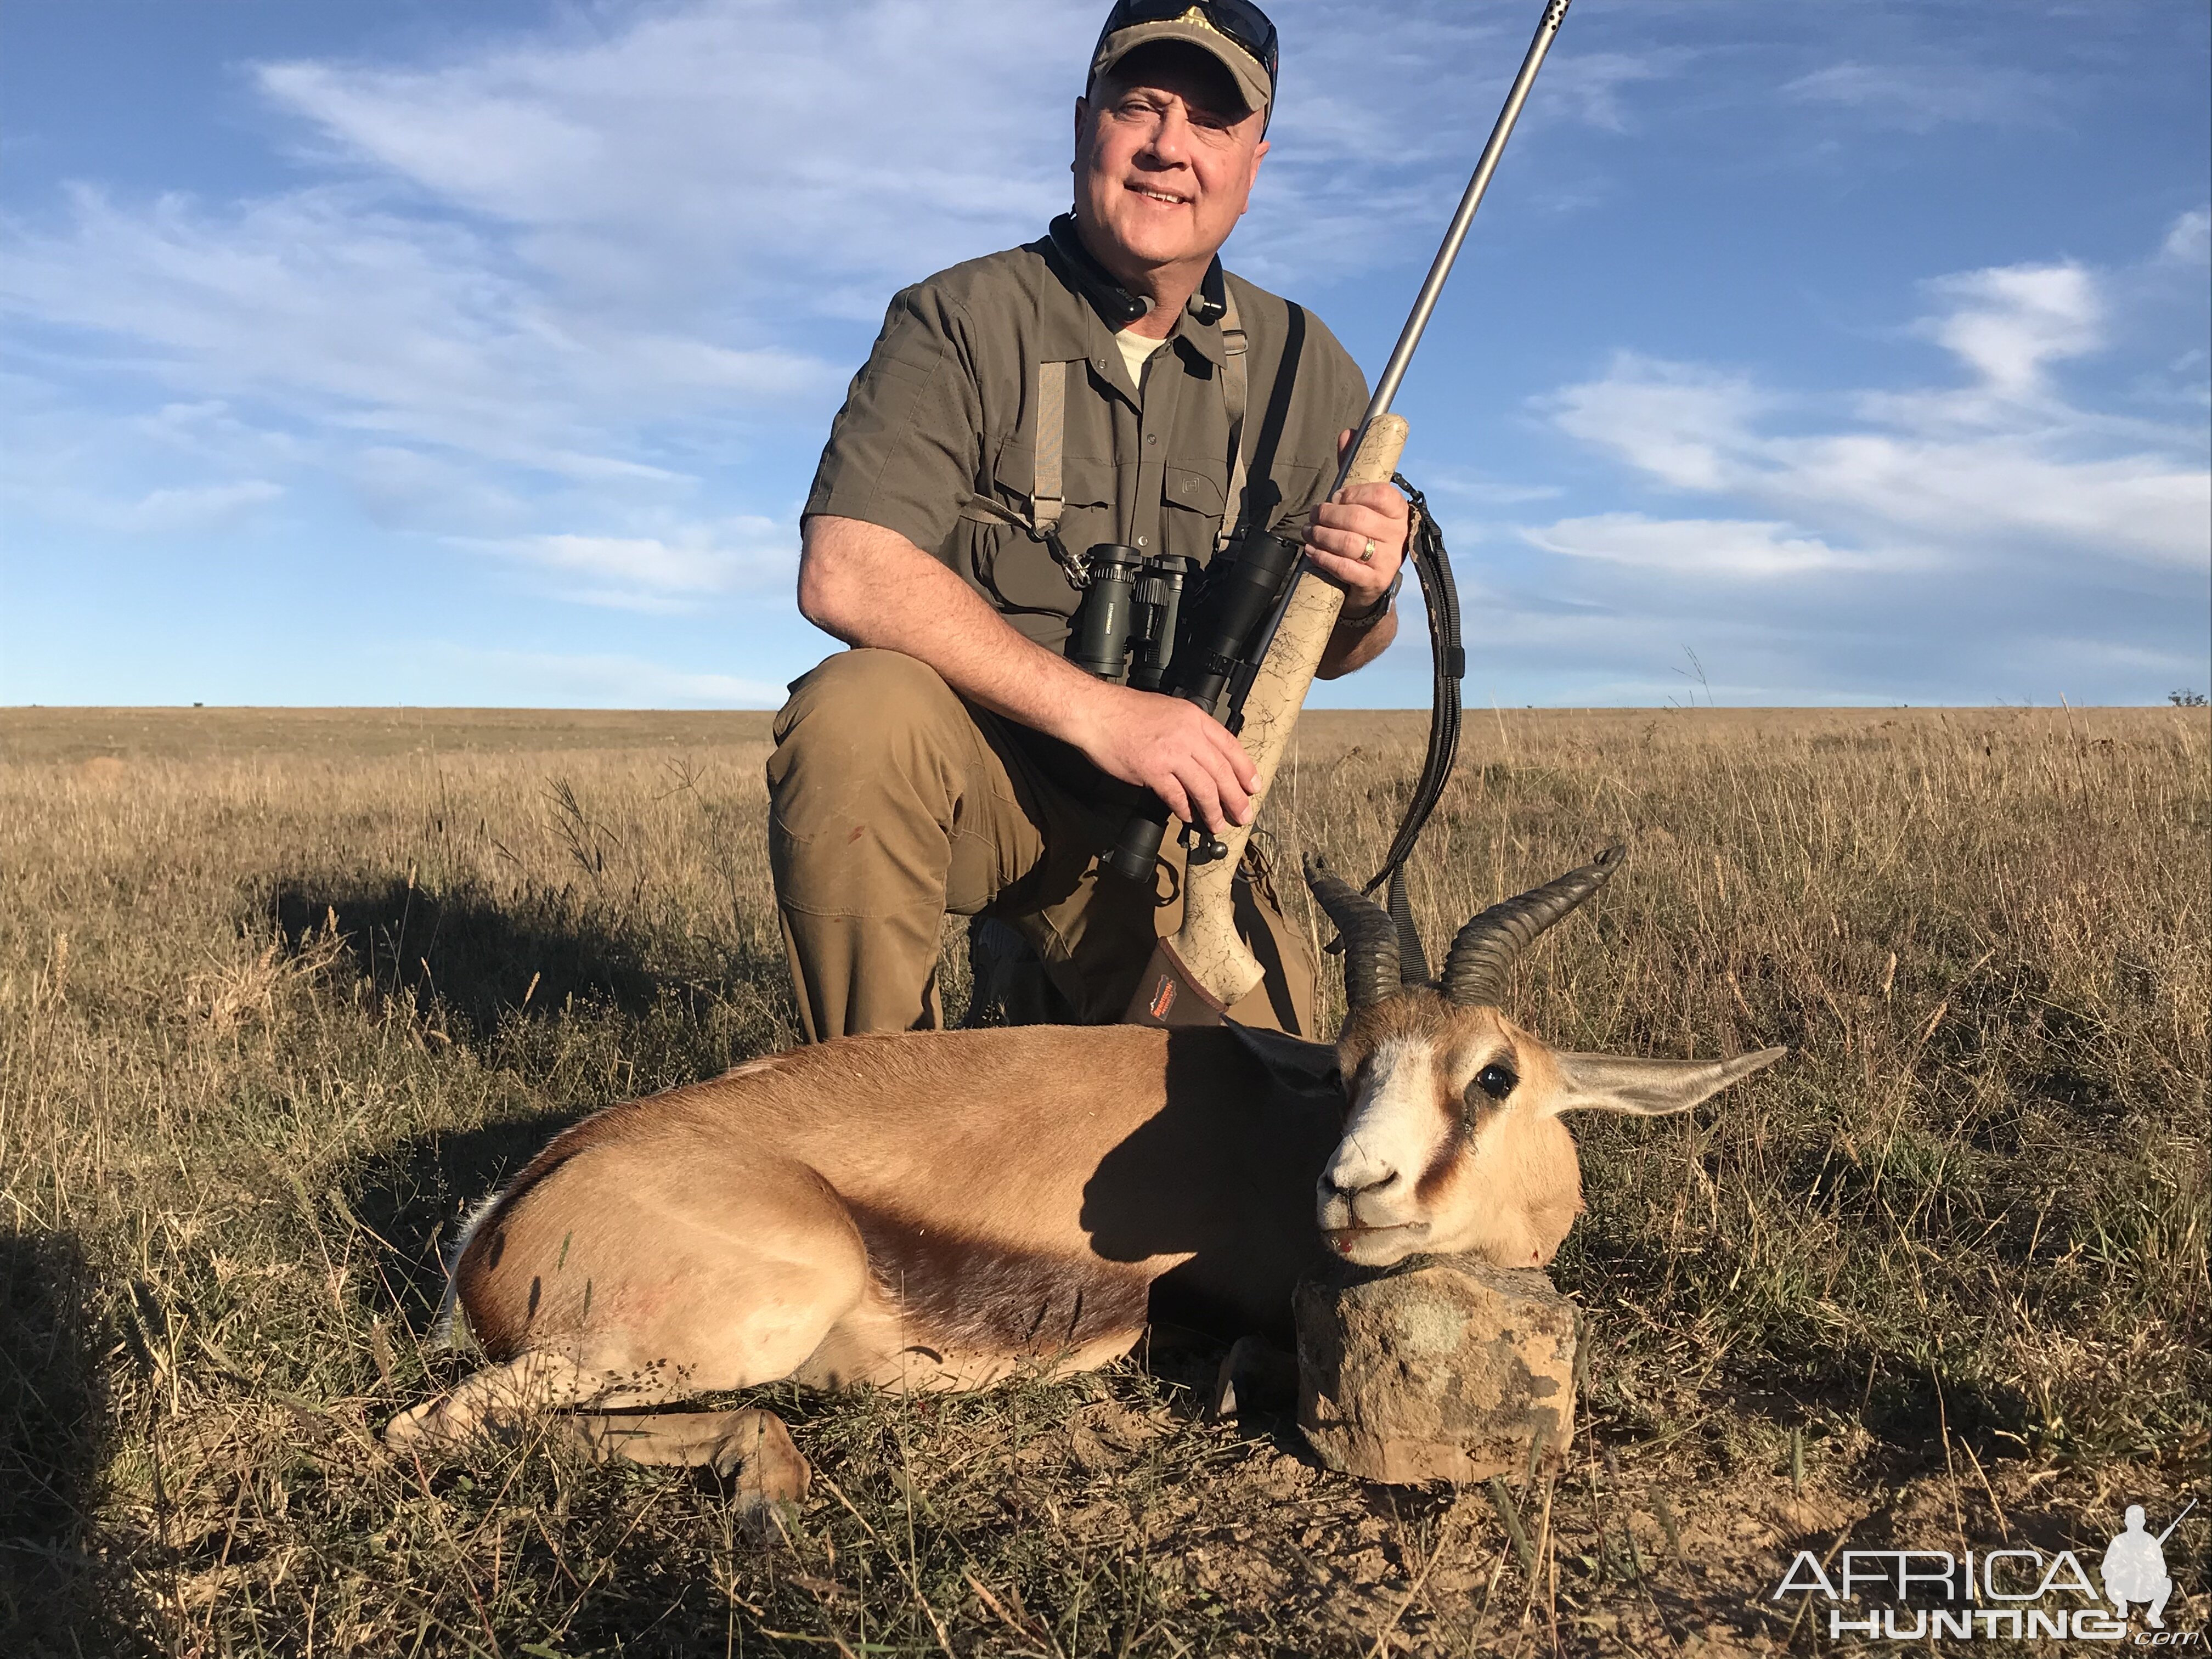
[1318,1036,1454,1254]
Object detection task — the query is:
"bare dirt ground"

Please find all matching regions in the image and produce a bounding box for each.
[2,703,2204,1655]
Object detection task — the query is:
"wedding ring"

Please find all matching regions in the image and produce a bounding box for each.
[1361,538,1376,562]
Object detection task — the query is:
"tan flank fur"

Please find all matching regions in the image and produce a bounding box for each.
[386,849,1782,1496]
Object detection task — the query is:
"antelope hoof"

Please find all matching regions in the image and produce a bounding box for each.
[715,1408,811,1513]
[383,1395,455,1449]
[1210,1334,1299,1419]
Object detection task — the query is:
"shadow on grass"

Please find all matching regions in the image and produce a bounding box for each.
[290,877,803,1339]
[344,1115,590,1334]
[1560,1225,2036,1466]
[276,877,678,1329]
[276,878,668,1042]
[0,1231,146,1656]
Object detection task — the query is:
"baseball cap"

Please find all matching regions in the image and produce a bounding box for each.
[1088,1,1279,129]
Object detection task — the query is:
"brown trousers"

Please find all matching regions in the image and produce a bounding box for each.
[766,650,1317,1041]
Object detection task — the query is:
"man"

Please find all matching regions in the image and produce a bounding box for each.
[2102,1505,2174,1627]
[771,0,1408,1041]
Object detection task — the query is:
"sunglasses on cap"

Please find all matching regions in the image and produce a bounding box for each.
[1094,0,1280,100]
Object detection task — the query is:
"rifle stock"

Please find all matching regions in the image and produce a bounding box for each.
[1167,415,1408,1009]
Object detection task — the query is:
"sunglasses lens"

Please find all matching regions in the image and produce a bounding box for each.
[1103,0,1278,80]
[1209,0,1277,52]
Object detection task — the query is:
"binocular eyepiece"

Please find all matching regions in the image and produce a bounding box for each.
[1066,544,1197,691]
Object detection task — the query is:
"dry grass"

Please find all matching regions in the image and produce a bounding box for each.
[1,702,2205,1655]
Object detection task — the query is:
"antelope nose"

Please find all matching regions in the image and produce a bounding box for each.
[1325,1164,1401,1200]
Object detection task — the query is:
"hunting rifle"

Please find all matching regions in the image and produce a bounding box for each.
[1116,0,1573,1026]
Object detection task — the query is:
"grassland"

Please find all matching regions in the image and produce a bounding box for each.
[1,702,2205,1656]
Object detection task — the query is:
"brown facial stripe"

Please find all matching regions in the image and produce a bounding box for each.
[1414,1051,1509,1205]
[845,1201,1152,1357]
[1414,1131,1461,1207]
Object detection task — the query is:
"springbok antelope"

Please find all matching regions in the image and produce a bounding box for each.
[386,848,1781,1497]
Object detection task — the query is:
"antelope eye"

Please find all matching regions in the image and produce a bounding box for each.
[1475,1064,1517,1100]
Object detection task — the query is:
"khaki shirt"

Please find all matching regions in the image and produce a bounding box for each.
[805,229,1372,651]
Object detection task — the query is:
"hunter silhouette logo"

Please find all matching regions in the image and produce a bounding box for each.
[1770,1498,2199,1643]
[2106,1502,2192,1629]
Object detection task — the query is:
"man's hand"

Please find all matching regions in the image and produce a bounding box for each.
[1302,427,1409,612]
[800,516,1258,834]
[1065,680,1259,834]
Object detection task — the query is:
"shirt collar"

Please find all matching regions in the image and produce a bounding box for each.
[1036,214,1230,370]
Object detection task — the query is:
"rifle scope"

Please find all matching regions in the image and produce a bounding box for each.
[1102,528,1302,884]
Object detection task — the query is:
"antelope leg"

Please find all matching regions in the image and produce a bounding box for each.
[567,1406,812,1505]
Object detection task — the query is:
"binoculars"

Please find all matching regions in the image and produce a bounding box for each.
[1065,530,1307,881]
[1064,544,1198,691]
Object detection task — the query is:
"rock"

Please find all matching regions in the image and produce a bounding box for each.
[1295,1253,1577,1485]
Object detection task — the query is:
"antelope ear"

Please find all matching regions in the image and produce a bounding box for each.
[1226,1020,1344,1102]
[1547,1047,1785,1116]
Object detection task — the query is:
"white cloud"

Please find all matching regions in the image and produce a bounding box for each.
[1497,233,2210,703]
[1522,513,1906,578]
[1541,253,2208,579]
[122,479,285,533]
[132,399,309,467]
[1547,360,2206,578]
[249,2,1090,310]
[1539,51,1684,134]
[0,464,286,537]
[2161,207,2211,265]
[349,445,531,533]
[1782,61,2056,131]
[1549,358,1769,491]
[1918,262,2101,398]
[459,515,795,610]
[0,184,840,473]
[1417,467,1565,508]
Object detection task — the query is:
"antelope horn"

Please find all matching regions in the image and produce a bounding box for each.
[1303,854,1402,1012]
[1385,865,1432,986]
[1441,845,1626,1009]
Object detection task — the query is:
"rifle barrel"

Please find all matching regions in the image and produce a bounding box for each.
[1334,0,1571,495]
[2156,1498,2196,1545]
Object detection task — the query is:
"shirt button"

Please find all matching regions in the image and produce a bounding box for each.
[1137,536,1148,546]
[1146,434,1157,445]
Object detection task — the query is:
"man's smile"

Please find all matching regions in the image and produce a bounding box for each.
[1127,184,1191,206]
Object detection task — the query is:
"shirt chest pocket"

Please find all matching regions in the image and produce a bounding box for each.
[964,445,1120,619]
[1162,462,1228,562]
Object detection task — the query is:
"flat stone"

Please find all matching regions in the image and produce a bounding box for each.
[1295,1253,1577,1485]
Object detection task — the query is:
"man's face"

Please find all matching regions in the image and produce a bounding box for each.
[1074,46,1268,283]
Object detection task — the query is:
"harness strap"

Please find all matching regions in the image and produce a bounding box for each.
[1218,285,1249,552]
[959,488,1088,585]
[1032,358,1069,537]
[981,285,1247,579]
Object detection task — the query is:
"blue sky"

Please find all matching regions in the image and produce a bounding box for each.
[3,0,2205,709]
